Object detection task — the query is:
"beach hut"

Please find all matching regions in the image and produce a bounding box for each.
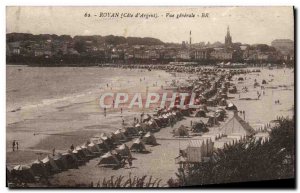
[173,125,189,137]
[98,152,121,167]
[41,155,60,174]
[185,140,208,163]
[130,138,147,152]
[142,132,158,145]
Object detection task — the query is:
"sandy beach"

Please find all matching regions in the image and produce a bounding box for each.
[6,65,294,186]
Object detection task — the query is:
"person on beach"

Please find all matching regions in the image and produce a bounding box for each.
[70,144,74,151]
[52,148,55,156]
[12,140,15,151]
[104,107,106,117]
[16,142,19,150]
[121,108,123,114]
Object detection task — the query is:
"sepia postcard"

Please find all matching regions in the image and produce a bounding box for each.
[6,6,295,188]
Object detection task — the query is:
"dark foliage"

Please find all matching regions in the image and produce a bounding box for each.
[172,117,295,186]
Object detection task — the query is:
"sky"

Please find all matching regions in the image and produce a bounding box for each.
[6,6,294,45]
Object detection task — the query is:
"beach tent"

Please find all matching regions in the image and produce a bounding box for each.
[67,150,79,162]
[66,150,81,166]
[207,115,219,126]
[124,126,139,136]
[30,159,48,177]
[71,150,85,165]
[116,144,132,158]
[173,110,184,120]
[141,114,152,123]
[195,109,206,117]
[42,155,60,173]
[130,138,147,152]
[61,152,78,169]
[179,107,191,116]
[191,121,208,133]
[147,119,160,132]
[229,86,237,94]
[153,118,164,128]
[99,133,115,148]
[142,132,157,145]
[198,105,208,112]
[215,111,225,121]
[219,98,227,106]
[135,123,149,133]
[173,125,189,137]
[80,144,95,158]
[12,164,35,182]
[225,102,238,111]
[73,147,87,161]
[90,138,110,151]
[157,116,169,127]
[53,153,67,170]
[98,152,121,167]
[112,129,128,142]
[220,112,255,136]
[87,142,102,155]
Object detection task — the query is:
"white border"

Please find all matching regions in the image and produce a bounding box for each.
[1,1,298,193]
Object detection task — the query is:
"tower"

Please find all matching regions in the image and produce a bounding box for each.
[189,30,192,45]
[225,26,232,47]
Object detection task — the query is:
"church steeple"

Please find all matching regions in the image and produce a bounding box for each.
[227,26,230,36]
[225,25,232,47]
